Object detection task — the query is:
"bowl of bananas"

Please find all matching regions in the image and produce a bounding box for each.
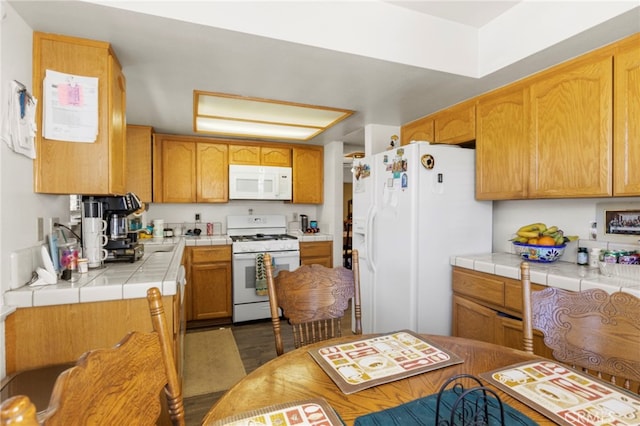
[511,222,576,263]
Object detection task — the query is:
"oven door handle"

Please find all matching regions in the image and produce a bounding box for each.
[233,251,299,260]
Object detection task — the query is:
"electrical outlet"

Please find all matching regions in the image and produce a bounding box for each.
[37,217,44,241]
[46,217,60,238]
[195,213,200,222]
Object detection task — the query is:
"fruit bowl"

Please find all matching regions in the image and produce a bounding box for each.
[513,242,566,263]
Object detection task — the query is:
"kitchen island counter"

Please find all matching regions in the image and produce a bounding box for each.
[4,238,192,308]
[451,252,639,296]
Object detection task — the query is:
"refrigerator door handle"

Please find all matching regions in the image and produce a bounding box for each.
[366,207,376,274]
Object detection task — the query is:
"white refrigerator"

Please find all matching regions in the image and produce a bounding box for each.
[351,142,492,335]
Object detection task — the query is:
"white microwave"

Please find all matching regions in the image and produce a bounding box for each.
[229,165,292,200]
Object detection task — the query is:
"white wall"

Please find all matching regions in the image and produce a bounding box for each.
[319,141,344,266]
[0,2,70,379]
[145,201,320,235]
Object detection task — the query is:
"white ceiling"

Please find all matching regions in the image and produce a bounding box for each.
[7,1,640,147]
[386,0,521,27]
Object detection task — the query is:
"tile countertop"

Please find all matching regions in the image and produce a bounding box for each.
[4,238,187,309]
[450,252,640,296]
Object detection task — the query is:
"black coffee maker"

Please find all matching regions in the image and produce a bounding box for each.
[87,193,144,263]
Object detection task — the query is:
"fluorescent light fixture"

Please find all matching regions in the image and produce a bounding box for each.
[194,91,353,141]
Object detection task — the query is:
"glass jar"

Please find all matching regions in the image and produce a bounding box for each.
[577,247,588,265]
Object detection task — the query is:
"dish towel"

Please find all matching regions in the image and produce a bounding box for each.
[255,253,268,296]
[354,389,537,426]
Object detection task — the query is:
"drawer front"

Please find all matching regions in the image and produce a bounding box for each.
[505,280,546,313]
[191,246,231,263]
[300,242,332,257]
[452,268,504,306]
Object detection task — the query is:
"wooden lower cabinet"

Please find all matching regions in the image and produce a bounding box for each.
[186,246,232,322]
[4,296,176,374]
[452,267,553,359]
[452,295,497,344]
[300,241,333,267]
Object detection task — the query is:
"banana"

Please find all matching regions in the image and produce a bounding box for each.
[554,233,565,245]
[517,223,547,233]
[517,230,541,239]
[510,236,529,243]
[542,226,558,236]
[564,235,579,242]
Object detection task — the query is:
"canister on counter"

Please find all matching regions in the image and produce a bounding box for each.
[577,248,588,265]
[589,248,601,268]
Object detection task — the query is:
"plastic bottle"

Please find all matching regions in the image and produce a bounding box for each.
[589,248,601,268]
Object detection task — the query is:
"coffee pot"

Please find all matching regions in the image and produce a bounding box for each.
[300,214,309,232]
[109,213,128,240]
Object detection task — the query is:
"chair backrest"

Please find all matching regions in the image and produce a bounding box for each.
[521,261,640,392]
[266,250,362,356]
[0,287,185,425]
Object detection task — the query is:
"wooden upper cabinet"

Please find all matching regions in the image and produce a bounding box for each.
[475,85,529,200]
[229,145,260,165]
[33,32,126,195]
[126,125,153,203]
[154,134,228,203]
[229,144,291,166]
[154,136,197,203]
[528,55,613,198]
[261,146,291,166]
[292,146,323,204]
[613,35,640,196]
[433,100,476,144]
[400,116,434,145]
[197,143,228,202]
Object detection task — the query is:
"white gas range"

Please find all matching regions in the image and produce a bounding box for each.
[227,215,300,322]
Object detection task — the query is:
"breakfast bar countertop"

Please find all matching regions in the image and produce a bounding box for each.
[450,252,640,296]
[4,238,189,309]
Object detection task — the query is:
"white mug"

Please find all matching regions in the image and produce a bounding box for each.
[84,218,107,233]
[84,232,108,249]
[86,247,108,268]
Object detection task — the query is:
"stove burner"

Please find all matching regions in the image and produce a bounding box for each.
[231,234,297,243]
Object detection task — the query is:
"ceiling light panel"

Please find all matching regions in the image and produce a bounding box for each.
[195,117,320,140]
[195,91,353,141]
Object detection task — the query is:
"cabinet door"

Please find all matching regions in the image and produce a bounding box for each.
[33,33,118,195]
[197,143,228,202]
[433,101,475,144]
[229,145,260,165]
[292,146,324,204]
[108,55,127,195]
[126,125,153,202]
[476,86,529,200]
[528,56,613,198]
[401,116,434,145]
[496,316,555,359]
[160,140,197,203]
[614,40,640,196]
[452,295,496,344]
[261,147,291,166]
[300,241,333,267]
[191,262,232,320]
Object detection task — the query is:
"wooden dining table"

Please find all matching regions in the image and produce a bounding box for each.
[203,333,555,425]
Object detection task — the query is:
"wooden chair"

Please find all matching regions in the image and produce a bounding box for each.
[0,287,185,425]
[265,250,362,356]
[521,261,640,392]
